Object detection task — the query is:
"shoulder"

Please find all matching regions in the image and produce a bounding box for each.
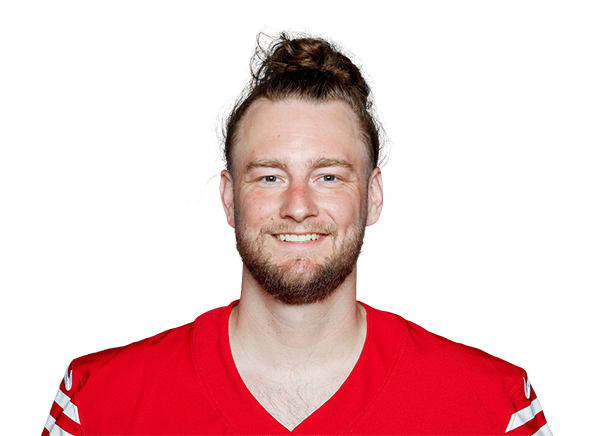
[358,304,551,434]
[68,304,230,397]
[365,303,526,397]
[43,304,234,434]
[68,321,192,391]
[409,317,531,408]
[75,303,232,372]
[63,322,194,413]
[70,306,234,384]
[44,321,197,435]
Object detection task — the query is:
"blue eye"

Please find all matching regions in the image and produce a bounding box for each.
[320,175,338,182]
[262,176,280,183]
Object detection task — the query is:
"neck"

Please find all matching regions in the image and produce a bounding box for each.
[230,267,366,373]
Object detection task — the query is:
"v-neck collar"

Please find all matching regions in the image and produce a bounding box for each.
[192,301,406,435]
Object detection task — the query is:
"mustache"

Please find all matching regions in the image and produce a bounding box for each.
[259,222,338,237]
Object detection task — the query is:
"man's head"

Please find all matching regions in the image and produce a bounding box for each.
[220,33,384,305]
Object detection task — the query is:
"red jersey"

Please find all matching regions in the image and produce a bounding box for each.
[43,301,551,435]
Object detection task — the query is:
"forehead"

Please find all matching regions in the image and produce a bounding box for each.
[233,98,367,173]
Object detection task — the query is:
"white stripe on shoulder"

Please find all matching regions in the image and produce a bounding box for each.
[63,400,81,424]
[533,423,553,436]
[46,414,75,436]
[64,366,73,392]
[54,389,72,409]
[45,414,56,433]
[49,423,76,436]
[505,398,543,432]
[50,387,81,425]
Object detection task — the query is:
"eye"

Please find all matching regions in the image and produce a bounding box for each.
[320,175,338,182]
[262,175,280,183]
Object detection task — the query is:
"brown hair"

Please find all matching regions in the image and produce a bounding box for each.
[223,32,383,173]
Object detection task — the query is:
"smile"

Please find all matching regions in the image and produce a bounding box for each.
[274,234,323,243]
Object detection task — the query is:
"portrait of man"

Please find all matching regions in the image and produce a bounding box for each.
[35,23,552,435]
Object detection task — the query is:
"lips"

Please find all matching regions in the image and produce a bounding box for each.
[261,222,337,242]
[274,233,324,243]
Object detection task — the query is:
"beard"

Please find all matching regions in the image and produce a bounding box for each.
[234,209,367,306]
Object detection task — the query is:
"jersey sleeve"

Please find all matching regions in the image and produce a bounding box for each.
[42,363,82,436]
[504,371,552,436]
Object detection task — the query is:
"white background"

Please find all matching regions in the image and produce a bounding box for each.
[0,0,600,435]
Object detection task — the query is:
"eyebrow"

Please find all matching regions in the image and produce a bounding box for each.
[244,159,287,173]
[311,158,355,171]
[244,157,355,173]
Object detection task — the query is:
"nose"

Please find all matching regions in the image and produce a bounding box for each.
[279,180,318,222]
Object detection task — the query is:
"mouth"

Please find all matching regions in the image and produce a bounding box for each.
[273,233,325,243]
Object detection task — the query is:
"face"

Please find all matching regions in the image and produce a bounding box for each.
[220,98,383,305]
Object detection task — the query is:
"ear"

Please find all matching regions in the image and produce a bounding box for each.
[366,167,383,226]
[219,170,236,228]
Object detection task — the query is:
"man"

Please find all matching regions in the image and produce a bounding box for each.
[43,33,551,435]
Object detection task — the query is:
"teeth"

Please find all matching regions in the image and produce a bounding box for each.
[276,233,322,243]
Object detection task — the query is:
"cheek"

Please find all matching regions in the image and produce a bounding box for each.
[322,194,364,226]
[238,194,277,223]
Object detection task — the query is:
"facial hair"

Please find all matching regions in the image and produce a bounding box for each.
[234,207,368,306]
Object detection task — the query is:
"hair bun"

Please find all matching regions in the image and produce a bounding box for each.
[255,34,356,85]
